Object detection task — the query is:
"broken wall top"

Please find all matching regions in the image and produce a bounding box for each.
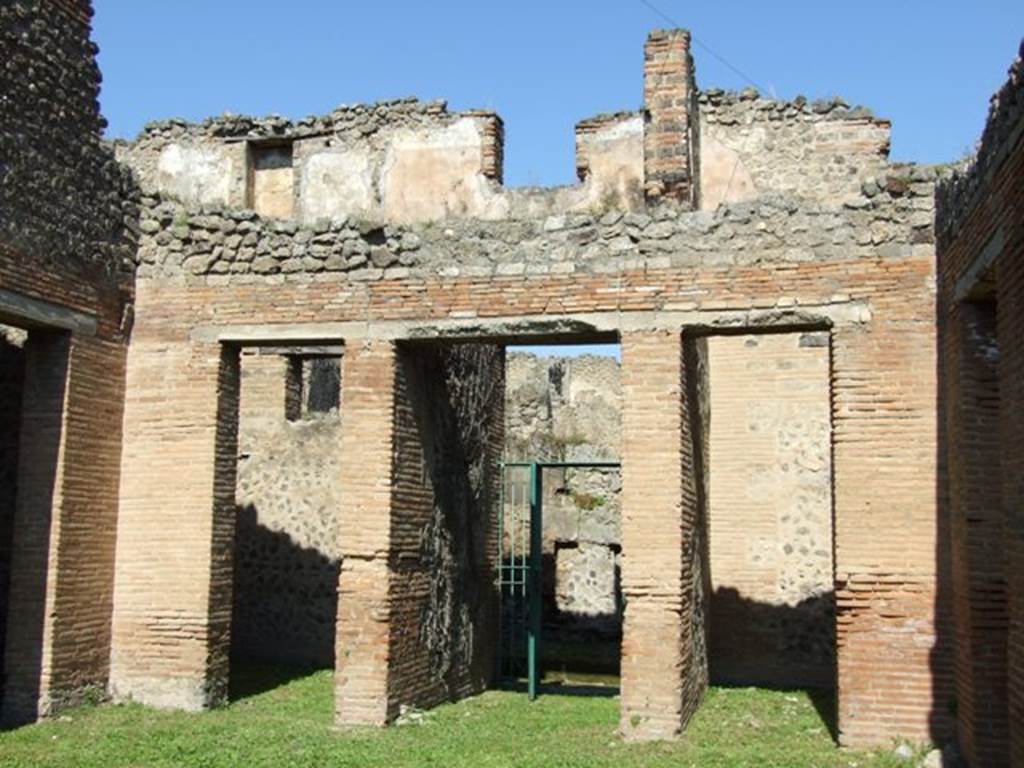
[117,28,912,229]
[936,39,1024,238]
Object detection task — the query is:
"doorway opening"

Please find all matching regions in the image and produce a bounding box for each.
[229,345,343,699]
[704,330,837,736]
[501,342,622,697]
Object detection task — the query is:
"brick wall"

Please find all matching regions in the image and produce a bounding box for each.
[116,234,942,744]
[935,42,1023,767]
[707,332,834,690]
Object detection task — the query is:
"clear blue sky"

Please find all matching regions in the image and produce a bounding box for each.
[92,1,1021,358]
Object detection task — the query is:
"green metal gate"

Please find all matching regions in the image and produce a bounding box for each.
[497,460,621,700]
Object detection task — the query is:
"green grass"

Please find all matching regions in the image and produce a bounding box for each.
[0,666,920,768]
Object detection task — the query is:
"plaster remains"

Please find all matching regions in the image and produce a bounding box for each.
[2,2,1023,764]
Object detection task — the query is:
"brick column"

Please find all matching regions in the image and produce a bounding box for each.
[643,28,697,208]
[619,331,708,740]
[334,341,504,727]
[109,341,239,711]
[335,340,398,726]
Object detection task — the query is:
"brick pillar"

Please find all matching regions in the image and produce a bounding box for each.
[643,28,697,208]
[110,341,239,711]
[619,331,708,740]
[947,300,1009,765]
[335,340,398,726]
[334,341,504,727]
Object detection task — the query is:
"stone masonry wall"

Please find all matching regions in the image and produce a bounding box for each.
[231,352,342,667]
[1,0,137,281]
[0,0,137,725]
[131,172,938,285]
[935,40,1023,767]
[699,90,891,210]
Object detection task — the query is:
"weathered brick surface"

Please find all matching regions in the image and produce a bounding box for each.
[936,42,1023,767]
[108,342,237,710]
[0,4,968,750]
[334,342,503,725]
[643,29,697,207]
[619,331,708,740]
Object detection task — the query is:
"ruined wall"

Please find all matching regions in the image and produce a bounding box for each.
[231,352,342,667]
[706,332,834,689]
[0,0,137,724]
[935,41,1023,767]
[130,171,937,284]
[117,100,506,224]
[699,90,891,210]
[111,24,949,748]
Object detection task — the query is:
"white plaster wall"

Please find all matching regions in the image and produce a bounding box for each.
[155,143,237,207]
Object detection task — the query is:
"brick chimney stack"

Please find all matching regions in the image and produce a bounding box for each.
[643,29,697,208]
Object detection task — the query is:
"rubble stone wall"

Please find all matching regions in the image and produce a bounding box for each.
[706,332,833,689]
[699,90,891,210]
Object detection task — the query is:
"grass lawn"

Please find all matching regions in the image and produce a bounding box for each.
[0,666,924,768]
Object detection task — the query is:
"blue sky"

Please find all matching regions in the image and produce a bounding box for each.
[92,1,1022,358]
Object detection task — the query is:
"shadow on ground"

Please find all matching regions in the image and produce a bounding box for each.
[228,661,325,703]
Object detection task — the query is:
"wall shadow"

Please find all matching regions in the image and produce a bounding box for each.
[539,550,622,682]
[708,587,838,741]
[231,504,340,670]
[228,660,325,704]
[0,335,25,719]
[0,332,69,728]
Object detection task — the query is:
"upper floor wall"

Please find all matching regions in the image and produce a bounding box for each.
[0,0,136,286]
[698,90,891,210]
[116,28,897,226]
